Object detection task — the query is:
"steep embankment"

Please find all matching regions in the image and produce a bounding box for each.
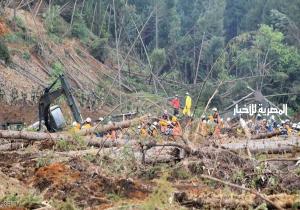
[0,9,128,124]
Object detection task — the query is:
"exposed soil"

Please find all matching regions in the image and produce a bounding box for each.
[0,102,111,125]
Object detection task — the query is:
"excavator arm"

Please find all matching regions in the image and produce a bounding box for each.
[38,75,83,132]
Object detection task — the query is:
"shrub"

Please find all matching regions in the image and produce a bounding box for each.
[50,61,64,81]
[22,51,31,60]
[71,13,89,41]
[0,39,10,64]
[51,198,78,210]
[1,193,42,209]
[55,138,74,151]
[44,5,66,35]
[90,37,109,62]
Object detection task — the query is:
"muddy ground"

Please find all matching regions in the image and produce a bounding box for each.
[0,137,299,209]
[0,102,111,126]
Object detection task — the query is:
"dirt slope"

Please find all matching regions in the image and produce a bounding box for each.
[0,9,125,124]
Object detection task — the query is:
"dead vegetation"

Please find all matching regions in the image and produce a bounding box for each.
[0,2,299,210]
[0,134,299,209]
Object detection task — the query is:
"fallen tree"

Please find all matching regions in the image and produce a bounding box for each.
[221,137,300,154]
[252,131,281,139]
[0,115,148,141]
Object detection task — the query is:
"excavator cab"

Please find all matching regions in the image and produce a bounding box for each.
[49,105,66,130]
[38,74,83,132]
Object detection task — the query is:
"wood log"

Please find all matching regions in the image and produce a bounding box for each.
[252,131,281,139]
[221,137,300,154]
[77,115,148,136]
[0,130,69,141]
[0,116,148,141]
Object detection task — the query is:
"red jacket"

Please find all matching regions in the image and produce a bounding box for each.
[171,98,180,109]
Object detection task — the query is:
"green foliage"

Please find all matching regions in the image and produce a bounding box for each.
[232,169,245,183]
[55,138,74,151]
[22,51,31,60]
[1,193,42,209]
[141,171,174,209]
[51,198,78,210]
[150,48,166,73]
[44,5,67,35]
[89,37,109,62]
[107,192,122,202]
[170,166,191,180]
[83,153,96,163]
[71,13,89,42]
[36,156,51,168]
[13,16,26,29]
[51,61,64,80]
[70,131,87,149]
[97,144,137,176]
[0,39,10,64]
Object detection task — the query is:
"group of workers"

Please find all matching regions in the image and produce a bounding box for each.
[170,92,192,117]
[249,114,300,136]
[135,92,194,139]
[137,110,183,139]
[198,108,300,139]
[71,91,299,142]
[71,117,118,140]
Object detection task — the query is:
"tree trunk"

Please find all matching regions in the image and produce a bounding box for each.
[221,137,300,154]
[0,116,148,141]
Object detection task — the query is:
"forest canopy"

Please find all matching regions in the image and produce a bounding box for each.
[3,0,300,114]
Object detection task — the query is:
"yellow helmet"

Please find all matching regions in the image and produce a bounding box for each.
[172,116,177,122]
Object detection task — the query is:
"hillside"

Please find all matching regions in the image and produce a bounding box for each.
[0,1,299,210]
[0,8,146,124]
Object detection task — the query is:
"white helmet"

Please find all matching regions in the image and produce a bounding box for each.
[153,121,158,126]
[86,117,92,123]
[164,110,168,114]
[99,117,104,121]
[212,107,217,112]
[137,125,141,129]
[72,121,77,126]
[227,117,231,122]
[186,92,189,95]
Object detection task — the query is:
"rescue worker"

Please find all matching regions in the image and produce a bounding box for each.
[148,121,158,137]
[82,117,92,129]
[71,121,81,132]
[261,119,268,133]
[212,108,221,138]
[164,121,173,135]
[106,129,117,140]
[162,110,169,120]
[137,124,147,137]
[183,92,192,116]
[160,110,169,133]
[170,95,180,116]
[104,121,117,140]
[283,120,292,135]
[171,116,182,139]
[199,116,208,137]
